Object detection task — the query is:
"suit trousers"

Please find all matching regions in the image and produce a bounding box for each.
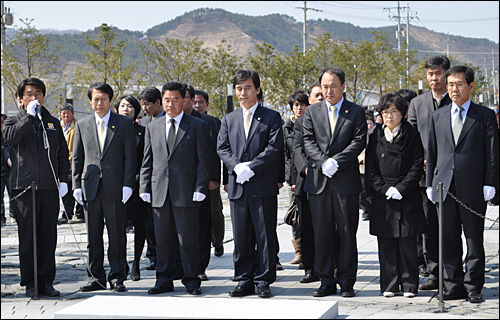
[309,181,359,290]
[377,236,419,294]
[438,180,486,294]
[61,177,83,219]
[84,180,127,284]
[420,187,439,280]
[198,194,212,275]
[145,205,157,263]
[230,188,277,288]
[12,189,59,288]
[210,186,225,249]
[153,191,201,289]
[296,195,315,275]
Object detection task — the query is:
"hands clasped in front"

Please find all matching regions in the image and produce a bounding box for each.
[234,162,255,184]
[321,158,338,178]
[385,186,402,200]
[139,192,206,203]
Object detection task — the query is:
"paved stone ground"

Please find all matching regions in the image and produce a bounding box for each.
[1,187,498,319]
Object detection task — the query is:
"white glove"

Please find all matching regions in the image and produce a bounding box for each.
[483,185,496,201]
[26,100,39,117]
[234,162,250,176]
[73,188,84,206]
[426,187,435,204]
[58,182,68,198]
[192,192,206,202]
[140,193,151,203]
[238,166,255,183]
[122,186,133,204]
[385,186,402,200]
[321,158,338,178]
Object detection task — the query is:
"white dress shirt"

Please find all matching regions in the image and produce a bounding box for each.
[95,110,111,141]
[451,99,470,128]
[242,102,259,129]
[165,111,184,143]
[326,96,344,125]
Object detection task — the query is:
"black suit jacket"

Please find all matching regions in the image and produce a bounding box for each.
[217,105,283,200]
[190,109,221,182]
[140,113,210,208]
[72,112,136,201]
[426,101,499,203]
[302,100,367,195]
[292,116,308,197]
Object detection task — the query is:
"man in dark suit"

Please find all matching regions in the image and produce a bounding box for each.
[427,65,499,303]
[183,84,221,281]
[217,70,283,298]
[73,82,136,292]
[302,67,367,298]
[407,55,451,290]
[137,86,164,271]
[140,81,209,296]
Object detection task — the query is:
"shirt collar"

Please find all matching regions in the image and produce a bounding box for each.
[165,111,184,124]
[243,102,259,115]
[452,99,471,114]
[326,97,344,111]
[95,110,111,125]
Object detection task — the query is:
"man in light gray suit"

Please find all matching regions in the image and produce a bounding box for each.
[140,81,209,296]
[72,82,136,292]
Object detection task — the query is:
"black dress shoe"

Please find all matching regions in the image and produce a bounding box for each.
[198,273,208,281]
[443,289,467,300]
[80,281,106,292]
[229,285,255,297]
[25,287,35,297]
[419,279,439,290]
[312,286,337,297]
[40,283,60,297]
[148,285,174,295]
[419,267,431,277]
[300,273,320,283]
[187,287,202,295]
[467,291,483,303]
[146,261,156,270]
[276,261,283,271]
[341,287,355,297]
[258,286,272,298]
[110,282,126,292]
[214,246,224,257]
[231,276,238,282]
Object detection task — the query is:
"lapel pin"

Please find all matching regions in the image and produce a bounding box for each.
[138,132,141,135]
[112,126,115,129]
[345,110,349,113]
[258,117,261,120]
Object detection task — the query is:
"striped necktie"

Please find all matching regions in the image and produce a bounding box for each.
[452,106,464,145]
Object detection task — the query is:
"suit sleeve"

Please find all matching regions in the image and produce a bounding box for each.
[302,106,330,167]
[426,113,438,188]
[407,99,418,129]
[217,115,241,174]
[139,124,153,194]
[292,118,308,177]
[72,121,84,190]
[332,108,367,171]
[484,110,499,188]
[122,119,137,188]
[56,121,70,184]
[195,121,210,195]
[209,117,221,182]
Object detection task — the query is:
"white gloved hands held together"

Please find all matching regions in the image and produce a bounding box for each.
[192,192,206,202]
[73,188,83,206]
[483,185,496,201]
[321,158,338,178]
[385,186,402,200]
[58,182,68,198]
[139,193,151,203]
[235,162,254,184]
[122,186,133,204]
[26,100,40,117]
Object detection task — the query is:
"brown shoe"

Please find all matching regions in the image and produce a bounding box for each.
[419,279,439,290]
[290,238,302,264]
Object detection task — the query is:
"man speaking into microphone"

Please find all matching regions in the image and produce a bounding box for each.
[2,77,70,297]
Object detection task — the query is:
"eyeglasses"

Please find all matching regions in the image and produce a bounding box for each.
[446,82,465,89]
[381,109,400,117]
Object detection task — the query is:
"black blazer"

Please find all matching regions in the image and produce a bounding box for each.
[427,101,499,203]
[366,121,426,238]
[292,116,308,197]
[130,122,145,203]
[302,99,367,195]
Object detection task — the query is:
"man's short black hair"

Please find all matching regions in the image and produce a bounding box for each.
[194,89,209,103]
[138,86,162,104]
[17,77,46,99]
[319,67,345,85]
[397,89,418,103]
[60,103,74,113]
[425,55,451,71]
[445,65,474,85]
[308,81,321,96]
[88,82,114,101]
[162,82,186,99]
[376,92,408,117]
[233,70,261,91]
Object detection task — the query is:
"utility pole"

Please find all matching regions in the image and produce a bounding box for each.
[484,56,490,105]
[296,1,322,54]
[385,2,404,88]
[441,32,456,57]
[1,1,14,114]
[493,47,498,105]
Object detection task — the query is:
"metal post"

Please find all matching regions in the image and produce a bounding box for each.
[32,181,39,300]
[226,83,233,114]
[438,182,445,312]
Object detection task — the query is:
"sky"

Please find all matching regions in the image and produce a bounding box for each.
[5,1,499,43]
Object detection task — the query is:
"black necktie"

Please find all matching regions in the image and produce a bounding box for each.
[168,118,176,154]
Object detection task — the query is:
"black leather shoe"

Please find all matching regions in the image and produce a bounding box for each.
[276,261,283,271]
[198,274,208,281]
[419,267,431,277]
[467,291,483,303]
[300,273,320,283]
[443,289,467,300]
[110,282,126,292]
[229,285,255,297]
[341,287,355,297]
[231,276,238,282]
[146,261,156,270]
[312,286,337,297]
[419,279,439,290]
[148,284,174,295]
[40,283,60,297]
[258,285,272,298]
[25,287,35,297]
[80,281,106,292]
[214,246,224,257]
[187,287,202,295]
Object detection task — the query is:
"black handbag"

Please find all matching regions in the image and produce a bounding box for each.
[284,197,300,227]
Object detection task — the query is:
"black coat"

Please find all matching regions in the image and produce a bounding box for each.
[127,122,149,219]
[365,120,427,238]
[283,117,297,186]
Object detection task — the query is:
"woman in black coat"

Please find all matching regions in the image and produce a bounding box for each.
[365,92,426,297]
[115,95,149,281]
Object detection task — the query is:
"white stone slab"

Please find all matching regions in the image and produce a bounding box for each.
[54,296,338,319]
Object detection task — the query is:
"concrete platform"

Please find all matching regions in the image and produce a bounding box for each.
[53,296,338,319]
